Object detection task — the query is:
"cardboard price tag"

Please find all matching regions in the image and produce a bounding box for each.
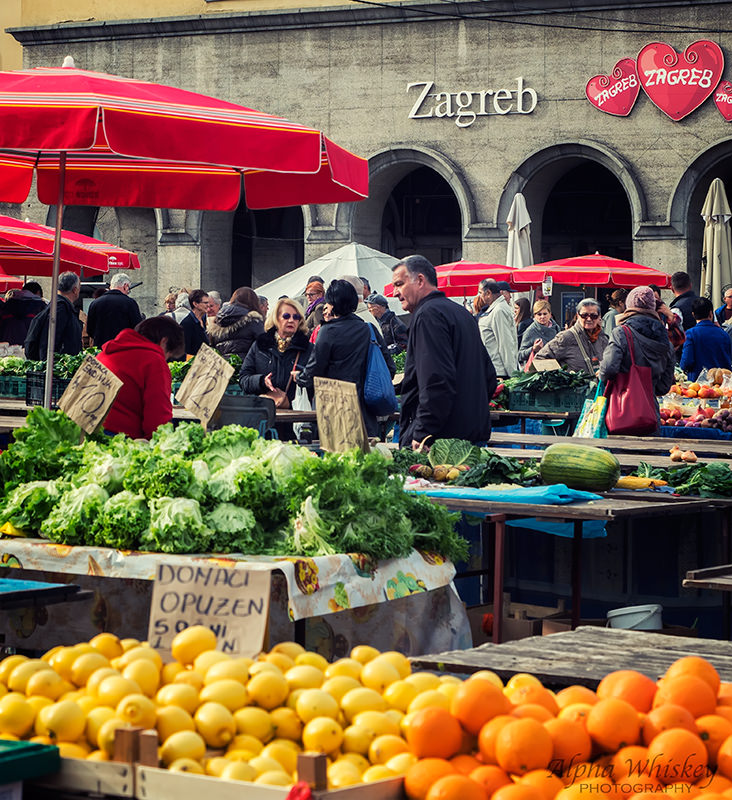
[175,343,234,428]
[147,563,272,659]
[314,377,368,453]
[57,354,123,434]
[530,358,562,372]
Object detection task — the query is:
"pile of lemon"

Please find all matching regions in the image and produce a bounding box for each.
[0,626,458,787]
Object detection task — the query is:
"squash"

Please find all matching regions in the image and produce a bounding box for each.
[539,443,621,492]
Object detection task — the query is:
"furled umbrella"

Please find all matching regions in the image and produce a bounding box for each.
[0,58,369,405]
[505,193,534,269]
[510,253,670,288]
[700,178,732,306]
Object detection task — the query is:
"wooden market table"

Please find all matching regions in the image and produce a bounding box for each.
[410,626,732,687]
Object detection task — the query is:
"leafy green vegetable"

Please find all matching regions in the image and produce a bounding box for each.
[151,422,207,458]
[200,425,259,472]
[123,452,200,501]
[455,449,541,488]
[142,497,211,554]
[0,480,63,532]
[505,368,593,393]
[634,460,732,497]
[289,496,339,557]
[40,483,109,545]
[427,439,482,469]
[205,503,257,553]
[95,491,150,550]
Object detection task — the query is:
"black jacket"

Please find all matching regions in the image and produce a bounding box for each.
[86,290,143,347]
[378,309,409,353]
[26,294,82,359]
[670,290,697,331]
[240,328,312,403]
[399,291,497,446]
[0,291,46,346]
[297,314,395,436]
[178,311,208,357]
[209,303,265,359]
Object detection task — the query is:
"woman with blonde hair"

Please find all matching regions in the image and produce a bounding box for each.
[518,299,561,366]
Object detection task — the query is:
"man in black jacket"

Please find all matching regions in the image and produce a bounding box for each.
[86,272,143,347]
[366,293,408,353]
[392,255,497,448]
[669,271,698,331]
[24,271,83,359]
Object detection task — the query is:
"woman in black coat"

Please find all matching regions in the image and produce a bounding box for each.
[240,297,312,439]
[297,280,395,437]
[208,286,265,359]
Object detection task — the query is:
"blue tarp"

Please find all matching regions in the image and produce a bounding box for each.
[657,426,732,440]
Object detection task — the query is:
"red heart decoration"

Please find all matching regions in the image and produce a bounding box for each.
[586,58,640,117]
[715,80,732,122]
[637,40,724,121]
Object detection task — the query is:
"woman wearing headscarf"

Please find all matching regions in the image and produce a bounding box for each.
[599,286,675,431]
[208,286,265,358]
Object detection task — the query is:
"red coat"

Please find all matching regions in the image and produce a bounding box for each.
[97,329,173,439]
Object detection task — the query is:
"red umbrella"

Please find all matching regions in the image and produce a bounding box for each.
[0,60,369,405]
[510,254,670,289]
[0,269,23,293]
[384,261,514,297]
[0,215,139,276]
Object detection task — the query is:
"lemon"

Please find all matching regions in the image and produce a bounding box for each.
[285,665,324,691]
[249,754,287,775]
[384,709,404,729]
[352,710,400,737]
[199,679,248,712]
[269,707,303,741]
[269,642,306,660]
[220,761,257,782]
[194,701,236,748]
[225,748,259,762]
[86,668,121,696]
[160,730,206,766]
[57,741,91,759]
[76,696,100,715]
[50,646,94,682]
[227,733,264,754]
[8,660,53,693]
[116,693,156,728]
[340,752,371,773]
[204,755,231,777]
[255,771,293,786]
[171,626,217,666]
[271,737,301,753]
[261,741,298,774]
[368,733,408,764]
[42,646,64,664]
[375,652,411,679]
[301,716,343,754]
[0,655,28,685]
[204,658,252,686]
[249,661,282,678]
[359,660,400,694]
[26,696,53,716]
[86,706,117,748]
[169,757,205,774]
[324,658,362,681]
[232,706,274,741]
[96,676,141,708]
[86,750,110,761]
[295,689,339,723]
[407,689,450,713]
[119,638,141,652]
[362,764,397,782]
[88,633,124,660]
[471,669,504,689]
[0,733,19,741]
[247,671,289,710]
[350,645,380,665]
[504,672,542,693]
[160,662,184,685]
[155,705,195,742]
[29,734,52,744]
[385,751,417,773]
[321,676,361,703]
[71,652,110,687]
[342,724,376,755]
[340,688,387,722]
[294,652,328,672]
[37,700,86,742]
[404,672,440,693]
[0,694,35,737]
[264,652,295,673]
[25,668,68,700]
[122,660,159,697]
[193,649,229,677]
[113,645,163,672]
[156,683,199,715]
[382,679,418,712]
[436,682,460,703]
[172,670,204,691]
[328,759,362,788]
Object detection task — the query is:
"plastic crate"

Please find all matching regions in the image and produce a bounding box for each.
[508,387,591,414]
[25,371,71,407]
[0,740,60,783]
[0,375,26,398]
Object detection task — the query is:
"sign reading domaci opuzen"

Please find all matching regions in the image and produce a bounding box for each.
[407,77,538,127]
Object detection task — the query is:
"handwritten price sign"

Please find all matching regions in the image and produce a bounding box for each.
[175,343,234,428]
[58,354,124,434]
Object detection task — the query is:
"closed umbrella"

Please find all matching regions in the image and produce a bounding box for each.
[506,193,534,269]
[0,59,368,405]
[701,178,732,306]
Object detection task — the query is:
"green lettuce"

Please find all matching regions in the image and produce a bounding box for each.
[0,480,63,532]
[141,497,211,554]
[94,490,150,550]
[206,502,257,553]
[427,438,482,469]
[40,483,109,545]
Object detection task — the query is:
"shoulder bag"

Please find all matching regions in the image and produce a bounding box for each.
[604,325,657,436]
[260,352,299,409]
[569,327,596,374]
[363,325,398,416]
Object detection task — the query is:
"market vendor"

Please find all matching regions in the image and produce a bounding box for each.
[534,298,608,374]
[97,316,185,439]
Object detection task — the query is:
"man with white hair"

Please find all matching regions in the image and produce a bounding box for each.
[86,271,143,347]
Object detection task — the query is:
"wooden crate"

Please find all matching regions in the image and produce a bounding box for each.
[30,760,135,797]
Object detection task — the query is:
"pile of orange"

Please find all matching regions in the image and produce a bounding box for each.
[403,656,732,800]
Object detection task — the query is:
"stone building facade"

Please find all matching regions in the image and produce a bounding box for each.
[6,0,732,316]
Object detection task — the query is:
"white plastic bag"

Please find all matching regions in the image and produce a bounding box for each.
[293,386,312,440]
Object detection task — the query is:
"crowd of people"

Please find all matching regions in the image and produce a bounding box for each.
[6,258,732,447]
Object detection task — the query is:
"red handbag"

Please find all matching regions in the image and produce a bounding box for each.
[605,325,658,436]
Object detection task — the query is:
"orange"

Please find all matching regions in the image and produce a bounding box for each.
[558,703,593,728]
[696,714,732,766]
[543,717,592,774]
[519,768,565,800]
[597,671,657,714]
[404,758,456,800]
[717,707,732,724]
[470,764,511,795]
[557,777,623,800]
[450,754,481,775]
[495,718,554,776]
[610,745,651,782]
[556,686,598,710]
[718,684,732,706]
[664,657,721,696]
[450,677,511,736]
[512,704,554,722]
[425,774,487,800]
[646,728,708,786]
[404,708,463,760]
[665,782,701,797]
[477,715,516,765]
[493,784,544,800]
[586,698,640,753]
[507,685,559,717]
[714,734,732,779]
[641,704,697,745]
[697,773,732,793]
[653,676,716,719]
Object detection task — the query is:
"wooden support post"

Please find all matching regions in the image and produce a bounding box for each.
[297,753,328,791]
[138,729,160,767]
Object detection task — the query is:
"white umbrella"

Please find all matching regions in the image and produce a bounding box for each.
[701,178,732,306]
[506,192,534,269]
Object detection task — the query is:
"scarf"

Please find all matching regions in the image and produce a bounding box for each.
[275,333,292,353]
[616,308,660,324]
[306,296,324,317]
[586,326,602,343]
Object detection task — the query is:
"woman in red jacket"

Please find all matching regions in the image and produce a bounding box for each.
[97,316,185,439]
